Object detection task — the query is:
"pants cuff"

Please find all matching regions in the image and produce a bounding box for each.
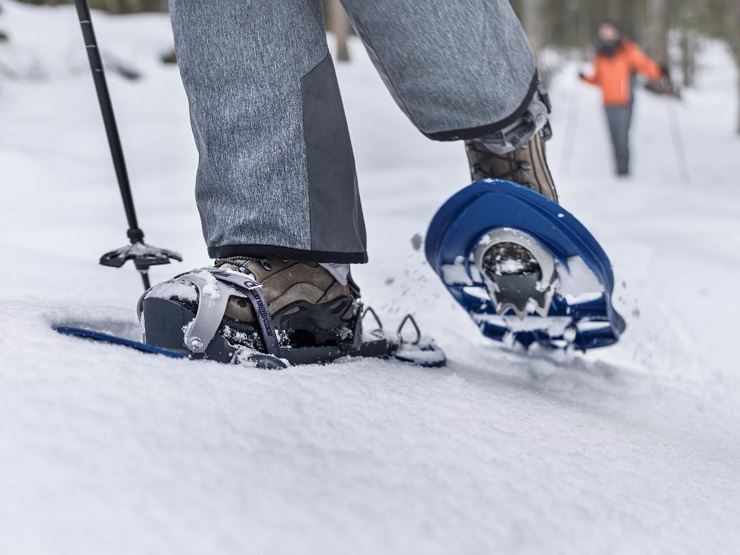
[423,72,540,142]
[208,244,368,264]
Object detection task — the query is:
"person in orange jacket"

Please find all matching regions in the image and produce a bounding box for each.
[580,20,664,176]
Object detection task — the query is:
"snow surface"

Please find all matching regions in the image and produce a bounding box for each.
[1,2,740,553]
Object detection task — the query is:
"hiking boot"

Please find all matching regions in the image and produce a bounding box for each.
[466,133,558,203]
[218,257,359,346]
[465,86,559,203]
[140,257,361,356]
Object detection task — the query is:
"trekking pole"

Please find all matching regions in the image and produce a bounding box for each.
[559,73,583,176]
[74,0,181,290]
[666,101,690,186]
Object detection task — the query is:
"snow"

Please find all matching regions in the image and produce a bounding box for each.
[1,2,740,553]
[497,257,527,274]
[440,257,472,285]
[556,256,604,304]
[475,313,573,334]
[147,279,197,303]
[194,269,221,300]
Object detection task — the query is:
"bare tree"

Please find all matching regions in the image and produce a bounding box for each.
[327,0,350,62]
[644,0,668,62]
[679,28,697,87]
[521,0,546,56]
[730,0,740,134]
[606,0,621,21]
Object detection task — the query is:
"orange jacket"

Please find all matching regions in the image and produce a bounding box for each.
[582,41,663,106]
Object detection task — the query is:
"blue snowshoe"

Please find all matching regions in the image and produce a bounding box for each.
[425,179,626,351]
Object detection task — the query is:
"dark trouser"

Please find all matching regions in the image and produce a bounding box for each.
[605,105,633,176]
[169,0,537,263]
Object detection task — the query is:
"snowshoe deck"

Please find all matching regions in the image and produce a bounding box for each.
[54,308,445,369]
[425,179,626,351]
[56,326,188,359]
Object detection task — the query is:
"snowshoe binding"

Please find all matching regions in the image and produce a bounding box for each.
[135,258,445,368]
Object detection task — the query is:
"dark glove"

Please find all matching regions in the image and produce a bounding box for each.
[578,71,586,81]
[659,63,671,80]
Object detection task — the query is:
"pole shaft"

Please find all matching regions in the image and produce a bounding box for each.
[140,271,151,290]
[667,103,690,186]
[74,0,143,239]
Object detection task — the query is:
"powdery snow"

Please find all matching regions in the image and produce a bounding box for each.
[147,279,197,303]
[556,256,604,303]
[440,256,472,286]
[1,2,739,554]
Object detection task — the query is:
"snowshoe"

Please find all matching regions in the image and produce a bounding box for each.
[425,179,626,351]
[56,258,445,368]
[139,263,444,368]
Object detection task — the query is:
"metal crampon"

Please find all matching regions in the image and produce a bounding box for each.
[474,227,556,319]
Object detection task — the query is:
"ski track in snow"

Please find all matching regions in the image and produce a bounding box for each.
[1,3,739,554]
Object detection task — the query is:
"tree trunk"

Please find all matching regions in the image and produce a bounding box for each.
[644,0,668,63]
[606,0,621,22]
[736,56,740,135]
[679,29,696,88]
[327,0,350,62]
[521,0,545,56]
[733,1,740,135]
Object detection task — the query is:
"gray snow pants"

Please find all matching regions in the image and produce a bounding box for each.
[605,105,633,176]
[169,0,537,263]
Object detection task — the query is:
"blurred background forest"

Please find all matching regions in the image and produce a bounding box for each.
[1,0,738,131]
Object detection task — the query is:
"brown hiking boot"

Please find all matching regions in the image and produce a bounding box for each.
[216,257,358,336]
[465,132,558,203]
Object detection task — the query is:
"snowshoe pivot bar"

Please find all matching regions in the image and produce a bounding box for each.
[473,227,556,318]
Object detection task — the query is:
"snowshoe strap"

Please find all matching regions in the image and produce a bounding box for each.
[142,268,280,357]
[209,270,281,356]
